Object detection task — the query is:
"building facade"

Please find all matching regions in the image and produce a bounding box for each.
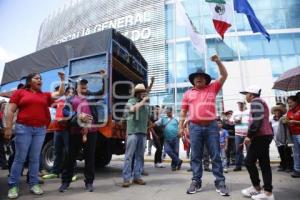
[37,0,300,114]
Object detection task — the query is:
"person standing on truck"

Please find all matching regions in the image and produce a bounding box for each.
[122,83,150,187]
[59,69,107,193]
[4,72,65,199]
[42,86,77,181]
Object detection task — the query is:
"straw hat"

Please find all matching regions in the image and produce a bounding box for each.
[134,84,146,93]
[271,105,287,115]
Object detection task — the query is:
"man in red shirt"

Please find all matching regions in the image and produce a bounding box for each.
[179,55,229,196]
[286,95,300,178]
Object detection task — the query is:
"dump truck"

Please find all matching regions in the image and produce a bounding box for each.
[0,28,148,169]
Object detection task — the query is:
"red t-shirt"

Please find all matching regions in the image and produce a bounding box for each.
[287,105,300,135]
[181,80,222,122]
[10,89,54,127]
[51,97,67,131]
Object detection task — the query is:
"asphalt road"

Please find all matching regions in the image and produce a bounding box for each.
[0,160,299,200]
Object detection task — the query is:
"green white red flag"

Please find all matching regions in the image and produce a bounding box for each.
[206,0,233,39]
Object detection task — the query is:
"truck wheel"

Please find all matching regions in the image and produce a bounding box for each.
[42,139,55,171]
[95,134,112,168]
[95,151,112,168]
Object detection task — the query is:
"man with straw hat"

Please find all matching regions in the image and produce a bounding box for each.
[122,83,150,187]
[270,104,293,172]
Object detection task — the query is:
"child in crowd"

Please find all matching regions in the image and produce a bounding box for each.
[217,119,229,173]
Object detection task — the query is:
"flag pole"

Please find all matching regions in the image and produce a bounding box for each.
[201,0,208,73]
[232,0,244,90]
[173,0,178,116]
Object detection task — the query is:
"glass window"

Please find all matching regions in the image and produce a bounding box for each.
[167,43,174,63]
[185,2,200,18]
[262,36,280,56]
[176,42,187,62]
[175,61,189,83]
[235,13,251,32]
[165,4,173,21]
[295,33,300,54]
[268,56,283,76]
[239,36,264,57]
[286,6,300,29]
[167,20,174,39]
[278,35,295,55]
[281,55,298,71]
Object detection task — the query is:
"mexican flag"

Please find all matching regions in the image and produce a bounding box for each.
[206,0,233,39]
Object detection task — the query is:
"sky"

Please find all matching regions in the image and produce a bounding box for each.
[0,0,66,81]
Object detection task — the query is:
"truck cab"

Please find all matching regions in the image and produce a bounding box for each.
[0,29,148,169]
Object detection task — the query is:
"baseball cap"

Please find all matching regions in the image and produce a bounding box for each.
[240,85,261,95]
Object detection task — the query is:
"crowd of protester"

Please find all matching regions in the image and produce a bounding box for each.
[0,55,299,200]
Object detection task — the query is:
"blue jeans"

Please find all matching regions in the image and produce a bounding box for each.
[51,131,69,174]
[164,138,180,169]
[189,121,225,187]
[123,133,146,181]
[235,135,246,168]
[292,135,300,172]
[220,148,227,169]
[8,123,46,187]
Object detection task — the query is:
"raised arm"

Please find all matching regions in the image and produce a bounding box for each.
[51,72,65,99]
[146,76,155,93]
[211,55,228,85]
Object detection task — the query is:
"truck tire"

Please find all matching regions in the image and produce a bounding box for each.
[95,134,112,168]
[42,139,55,171]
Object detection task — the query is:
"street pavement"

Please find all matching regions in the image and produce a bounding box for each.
[0,159,299,200]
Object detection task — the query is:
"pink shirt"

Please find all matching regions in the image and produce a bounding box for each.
[181,80,222,122]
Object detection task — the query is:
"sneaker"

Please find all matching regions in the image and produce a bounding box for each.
[155,163,166,168]
[186,181,202,194]
[133,179,146,185]
[85,183,94,192]
[216,184,230,196]
[30,184,44,195]
[8,186,18,199]
[241,186,261,197]
[122,181,131,188]
[224,168,228,173]
[251,193,275,200]
[177,160,183,170]
[291,171,300,178]
[72,175,78,182]
[59,183,70,192]
[42,173,58,179]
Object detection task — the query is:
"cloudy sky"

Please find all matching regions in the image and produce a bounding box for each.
[0,0,66,81]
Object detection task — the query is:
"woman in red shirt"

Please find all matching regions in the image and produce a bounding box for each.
[4,72,65,199]
[286,95,300,178]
